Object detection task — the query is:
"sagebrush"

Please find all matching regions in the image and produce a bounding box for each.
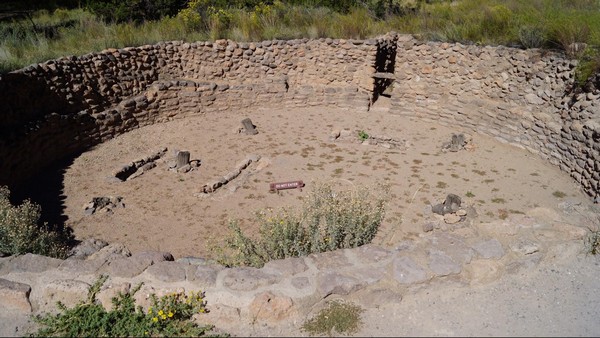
[217,181,389,267]
[0,186,72,258]
[33,275,224,337]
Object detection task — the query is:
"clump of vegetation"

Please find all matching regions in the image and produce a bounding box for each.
[33,275,223,337]
[585,222,600,256]
[552,190,567,198]
[302,300,363,336]
[0,186,72,258]
[3,0,600,73]
[217,181,389,268]
[358,130,369,141]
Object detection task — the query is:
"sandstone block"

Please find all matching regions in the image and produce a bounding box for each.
[248,292,295,323]
[221,267,281,291]
[316,271,365,297]
[391,256,428,285]
[144,261,187,283]
[428,250,462,277]
[0,278,32,312]
[472,239,506,259]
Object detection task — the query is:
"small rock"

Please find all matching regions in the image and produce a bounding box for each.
[444,213,461,224]
[456,209,467,216]
[423,222,435,232]
[510,240,540,255]
[329,130,341,141]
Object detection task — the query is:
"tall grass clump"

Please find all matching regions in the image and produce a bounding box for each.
[0,186,72,258]
[216,181,389,268]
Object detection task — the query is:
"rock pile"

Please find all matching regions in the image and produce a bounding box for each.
[83,196,124,215]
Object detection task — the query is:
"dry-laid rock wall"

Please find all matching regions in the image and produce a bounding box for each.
[391,35,600,200]
[0,32,598,200]
[0,37,385,186]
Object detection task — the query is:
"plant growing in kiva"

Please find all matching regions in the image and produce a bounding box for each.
[217,181,389,268]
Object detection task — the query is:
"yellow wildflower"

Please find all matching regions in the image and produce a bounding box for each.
[158,310,164,316]
[168,311,174,318]
[152,317,158,323]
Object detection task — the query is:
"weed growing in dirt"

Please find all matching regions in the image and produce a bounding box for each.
[358,130,369,141]
[552,190,567,198]
[465,191,475,198]
[0,186,72,258]
[585,226,600,256]
[216,181,389,267]
[302,300,363,336]
[491,197,506,204]
[32,276,223,337]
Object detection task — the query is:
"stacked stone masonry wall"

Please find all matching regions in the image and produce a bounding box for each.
[0,33,598,199]
[391,35,599,200]
[0,37,381,186]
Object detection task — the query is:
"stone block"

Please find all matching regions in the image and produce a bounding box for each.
[472,239,506,259]
[0,278,32,312]
[428,250,462,277]
[1,253,62,274]
[144,261,187,283]
[316,271,365,297]
[221,267,281,291]
[37,279,90,312]
[190,265,222,287]
[262,257,308,277]
[391,256,428,285]
[248,292,295,323]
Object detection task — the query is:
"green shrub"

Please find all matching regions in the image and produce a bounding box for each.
[574,47,600,88]
[0,186,72,258]
[302,300,363,336]
[217,181,389,268]
[33,275,224,337]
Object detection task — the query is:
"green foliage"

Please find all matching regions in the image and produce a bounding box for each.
[2,1,600,73]
[85,0,187,23]
[302,300,363,336]
[217,181,389,268]
[0,186,72,258]
[574,47,600,88]
[33,275,223,337]
[358,130,370,141]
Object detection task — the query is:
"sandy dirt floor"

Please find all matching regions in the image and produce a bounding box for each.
[5,105,600,337]
[61,106,592,259]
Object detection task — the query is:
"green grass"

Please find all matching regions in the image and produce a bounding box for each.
[2,1,600,74]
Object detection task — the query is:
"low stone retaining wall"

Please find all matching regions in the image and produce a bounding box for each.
[0,205,592,334]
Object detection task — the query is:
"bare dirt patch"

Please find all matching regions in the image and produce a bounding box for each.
[61,107,591,259]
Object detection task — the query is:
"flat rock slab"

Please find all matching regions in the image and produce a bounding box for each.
[428,250,462,277]
[309,249,351,270]
[262,257,308,277]
[144,261,187,282]
[428,233,474,265]
[0,254,62,274]
[472,239,506,259]
[391,256,428,285]
[351,244,393,264]
[190,265,223,287]
[221,268,282,291]
[317,271,366,297]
